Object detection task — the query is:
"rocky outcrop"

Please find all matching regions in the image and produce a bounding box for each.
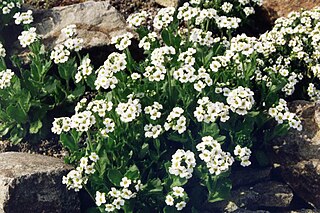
[0,152,79,213]
[33,0,129,50]
[272,101,320,208]
[263,0,320,22]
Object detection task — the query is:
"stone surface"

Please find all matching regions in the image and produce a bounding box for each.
[271,101,320,208]
[0,152,79,213]
[155,0,179,7]
[231,167,271,188]
[33,0,129,50]
[263,0,320,22]
[209,181,293,212]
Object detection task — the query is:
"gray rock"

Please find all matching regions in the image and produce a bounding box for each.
[0,152,79,213]
[231,167,271,188]
[209,181,293,211]
[155,0,179,7]
[287,209,320,213]
[271,101,320,208]
[33,0,129,50]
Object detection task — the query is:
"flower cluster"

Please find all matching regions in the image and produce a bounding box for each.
[144,124,163,139]
[194,97,230,123]
[144,102,163,120]
[115,97,142,123]
[75,57,93,83]
[153,7,175,30]
[168,149,196,179]
[165,186,188,211]
[50,25,83,64]
[307,83,320,101]
[139,32,158,51]
[258,7,320,99]
[70,111,96,132]
[234,145,252,167]
[18,27,38,48]
[51,117,71,135]
[95,177,142,212]
[111,32,134,51]
[62,152,99,191]
[13,10,33,25]
[226,86,255,115]
[1,0,21,15]
[196,136,234,175]
[268,99,302,131]
[164,107,187,134]
[86,99,113,118]
[127,11,148,28]
[177,2,200,22]
[0,69,14,89]
[0,42,5,58]
[95,52,127,90]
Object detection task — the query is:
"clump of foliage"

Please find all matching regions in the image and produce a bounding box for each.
[0,8,89,143]
[3,0,320,212]
[53,1,305,212]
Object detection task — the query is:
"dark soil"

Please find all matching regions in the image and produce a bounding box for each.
[0,138,67,158]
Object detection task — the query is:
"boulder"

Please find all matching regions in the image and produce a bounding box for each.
[33,0,129,50]
[155,0,179,8]
[0,152,80,213]
[262,0,320,23]
[208,181,293,212]
[271,101,320,208]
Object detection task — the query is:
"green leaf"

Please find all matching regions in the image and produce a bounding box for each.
[167,132,188,143]
[71,85,85,98]
[10,127,26,144]
[171,176,188,187]
[125,165,140,180]
[60,133,78,152]
[107,169,123,186]
[161,29,171,46]
[207,177,232,203]
[163,206,179,213]
[6,104,28,124]
[29,120,42,134]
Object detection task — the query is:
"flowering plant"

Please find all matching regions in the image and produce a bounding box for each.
[0,11,89,143]
[54,2,304,212]
[258,7,320,101]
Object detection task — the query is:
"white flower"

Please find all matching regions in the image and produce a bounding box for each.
[105,204,115,212]
[61,24,77,38]
[95,191,106,206]
[18,27,37,48]
[169,149,196,179]
[111,33,134,51]
[89,152,99,162]
[120,177,132,188]
[226,86,255,115]
[197,136,234,175]
[153,7,175,30]
[172,186,184,197]
[176,201,186,211]
[116,97,142,123]
[0,42,6,58]
[127,11,148,27]
[13,10,33,25]
[144,124,163,139]
[165,195,174,206]
[0,69,14,89]
[50,44,70,64]
[113,197,125,209]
